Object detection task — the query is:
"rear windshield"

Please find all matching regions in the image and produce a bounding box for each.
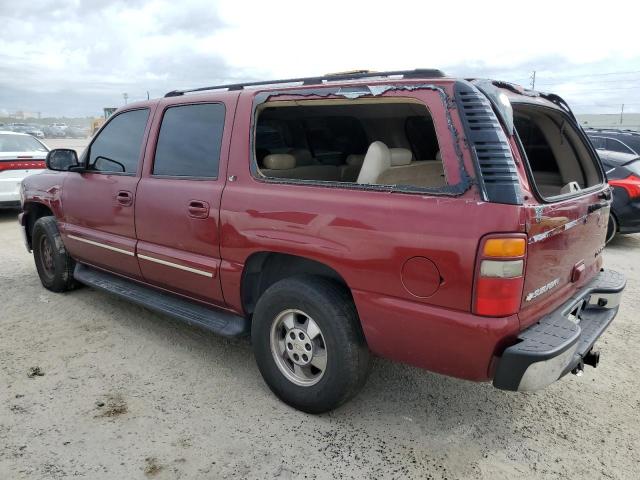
[514,105,602,198]
[0,134,47,153]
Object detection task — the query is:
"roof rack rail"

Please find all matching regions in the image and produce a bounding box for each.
[164,68,446,97]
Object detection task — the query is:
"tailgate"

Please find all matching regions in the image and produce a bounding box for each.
[521,190,609,324]
[509,100,610,327]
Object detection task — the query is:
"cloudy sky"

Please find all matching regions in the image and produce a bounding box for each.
[1,0,640,117]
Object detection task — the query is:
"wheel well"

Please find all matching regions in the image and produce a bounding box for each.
[24,203,54,248]
[241,252,350,315]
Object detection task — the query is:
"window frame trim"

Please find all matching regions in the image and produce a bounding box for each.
[150,101,226,181]
[248,85,474,197]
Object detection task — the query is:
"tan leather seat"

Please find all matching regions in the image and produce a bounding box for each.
[261,153,298,178]
[340,154,365,182]
[261,153,340,181]
[376,160,446,188]
[289,148,316,166]
[389,148,413,166]
[373,147,446,187]
[357,141,391,184]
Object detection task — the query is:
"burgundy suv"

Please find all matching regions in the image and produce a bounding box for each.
[19,69,625,413]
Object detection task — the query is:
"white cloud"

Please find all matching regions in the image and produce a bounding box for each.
[1,0,639,115]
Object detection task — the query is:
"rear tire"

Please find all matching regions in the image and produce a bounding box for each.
[251,275,371,413]
[32,216,77,292]
[606,214,618,244]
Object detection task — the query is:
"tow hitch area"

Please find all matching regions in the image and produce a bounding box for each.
[493,270,625,391]
[571,348,600,376]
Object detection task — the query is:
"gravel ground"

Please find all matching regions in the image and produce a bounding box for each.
[0,208,639,479]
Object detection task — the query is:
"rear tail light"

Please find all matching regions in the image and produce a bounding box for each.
[609,174,640,199]
[473,236,526,317]
[0,160,46,172]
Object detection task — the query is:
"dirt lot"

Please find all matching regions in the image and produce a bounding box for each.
[1,188,639,478]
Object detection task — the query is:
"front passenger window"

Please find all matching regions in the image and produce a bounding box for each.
[88,108,149,173]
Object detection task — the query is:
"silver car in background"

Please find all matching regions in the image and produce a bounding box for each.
[0,131,49,207]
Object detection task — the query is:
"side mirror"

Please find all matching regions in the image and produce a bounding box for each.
[46,149,80,171]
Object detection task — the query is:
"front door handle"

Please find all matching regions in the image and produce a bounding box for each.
[116,190,133,206]
[188,200,209,219]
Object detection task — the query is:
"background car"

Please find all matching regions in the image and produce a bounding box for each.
[0,130,49,207]
[586,129,640,156]
[65,125,87,138]
[6,122,44,138]
[597,149,640,242]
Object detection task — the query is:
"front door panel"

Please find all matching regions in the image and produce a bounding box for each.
[61,173,141,277]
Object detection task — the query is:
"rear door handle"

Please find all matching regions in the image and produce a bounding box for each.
[116,190,133,206]
[188,200,209,219]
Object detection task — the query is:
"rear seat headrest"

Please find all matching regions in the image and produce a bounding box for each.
[346,154,365,166]
[289,149,314,166]
[390,148,413,166]
[263,154,296,170]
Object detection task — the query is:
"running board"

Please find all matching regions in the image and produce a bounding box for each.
[73,264,249,337]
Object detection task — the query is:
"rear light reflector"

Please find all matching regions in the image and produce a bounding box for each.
[474,277,525,317]
[480,260,524,278]
[0,160,46,172]
[473,235,527,317]
[609,175,640,199]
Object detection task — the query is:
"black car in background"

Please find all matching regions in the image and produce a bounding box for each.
[586,128,640,156]
[597,149,640,242]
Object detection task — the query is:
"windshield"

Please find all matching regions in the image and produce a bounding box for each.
[0,134,48,152]
[627,160,640,177]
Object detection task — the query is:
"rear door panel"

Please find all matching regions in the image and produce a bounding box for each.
[134,95,238,307]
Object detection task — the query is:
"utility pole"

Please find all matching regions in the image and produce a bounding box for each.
[620,104,624,125]
[530,70,536,90]
[123,93,129,105]
[146,91,150,100]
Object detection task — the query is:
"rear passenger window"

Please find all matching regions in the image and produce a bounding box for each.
[253,99,445,189]
[153,103,225,178]
[88,108,149,174]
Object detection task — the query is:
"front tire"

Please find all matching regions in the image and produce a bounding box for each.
[251,276,371,413]
[32,216,77,292]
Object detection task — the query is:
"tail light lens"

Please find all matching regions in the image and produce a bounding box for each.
[609,175,640,199]
[473,236,526,317]
[0,159,46,172]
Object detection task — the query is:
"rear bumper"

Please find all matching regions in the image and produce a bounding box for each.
[0,170,42,204]
[493,269,626,391]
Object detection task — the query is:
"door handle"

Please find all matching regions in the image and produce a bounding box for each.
[116,190,133,206]
[188,200,209,219]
